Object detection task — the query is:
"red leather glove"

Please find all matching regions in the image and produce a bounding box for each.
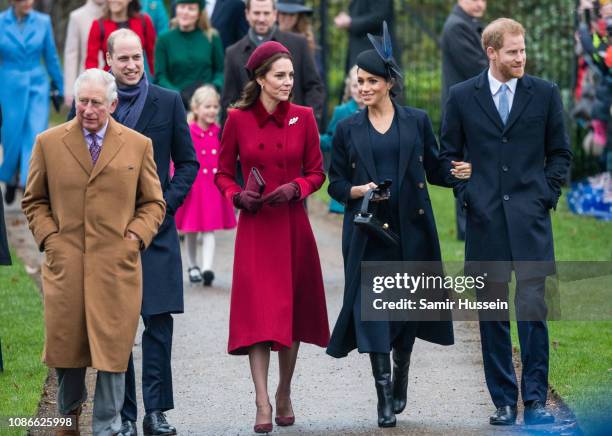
[233,191,264,213]
[263,182,300,206]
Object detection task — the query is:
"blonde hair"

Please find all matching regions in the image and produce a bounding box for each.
[187,85,220,124]
[171,9,217,41]
[481,18,526,51]
[342,65,359,102]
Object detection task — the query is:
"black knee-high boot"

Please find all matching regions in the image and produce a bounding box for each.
[369,353,396,428]
[392,348,411,414]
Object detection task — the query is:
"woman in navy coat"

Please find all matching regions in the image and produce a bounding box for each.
[0,0,63,201]
[326,26,471,428]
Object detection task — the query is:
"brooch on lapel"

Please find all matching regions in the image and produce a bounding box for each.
[288,117,299,126]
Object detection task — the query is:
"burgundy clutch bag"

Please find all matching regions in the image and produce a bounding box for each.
[246,167,266,194]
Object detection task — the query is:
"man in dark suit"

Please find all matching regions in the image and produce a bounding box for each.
[441,0,488,241]
[334,0,395,73]
[209,0,249,50]
[440,18,572,426]
[221,0,325,124]
[71,29,198,435]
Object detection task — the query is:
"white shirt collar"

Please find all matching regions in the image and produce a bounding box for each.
[83,119,109,142]
[488,69,518,96]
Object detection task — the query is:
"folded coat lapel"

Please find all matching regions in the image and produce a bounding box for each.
[396,106,417,189]
[62,119,93,176]
[89,119,124,183]
[133,91,158,132]
[503,77,533,134]
[474,79,504,132]
[350,110,378,183]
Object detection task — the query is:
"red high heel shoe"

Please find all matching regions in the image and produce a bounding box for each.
[254,403,273,433]
[275,396,295,426]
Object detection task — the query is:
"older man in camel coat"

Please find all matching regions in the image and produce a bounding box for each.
[22,68,165,436]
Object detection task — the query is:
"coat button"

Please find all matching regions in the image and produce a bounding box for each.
[418,209,425,215]
[502,137,508,143]
[351,162,356,168]
[277,143,282,149]
[259,143,264,150]
[503,194,510,201]
[502,165,508,172]
[418,182,425,189]
[212,149,217,155]
[203,168,208,174]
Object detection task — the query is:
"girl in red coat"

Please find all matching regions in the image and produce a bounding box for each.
[215,41,330,433]
[85,0,156,75]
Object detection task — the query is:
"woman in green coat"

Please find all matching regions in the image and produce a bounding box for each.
[154,0,224,109]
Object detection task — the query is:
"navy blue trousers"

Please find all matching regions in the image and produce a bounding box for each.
[478,277,549,408]
[121,313,174,421]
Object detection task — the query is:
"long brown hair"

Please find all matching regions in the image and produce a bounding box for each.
[105,0,142,19]
[232,52,293,110]
[293,14,316,54]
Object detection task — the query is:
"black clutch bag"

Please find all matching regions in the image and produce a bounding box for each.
[353,181,400,247]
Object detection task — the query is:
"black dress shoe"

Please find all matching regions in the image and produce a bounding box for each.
[119,420,137,436]
[4,184,16,205]
[489,405,517,425]
[202,270,214,286]
[524,400,555,425]
[370,353,397,428]
[391,348,411,414]
[142,411,176,436]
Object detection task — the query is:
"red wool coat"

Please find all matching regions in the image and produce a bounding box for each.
[215,100,330,355]
[85,14,156,74]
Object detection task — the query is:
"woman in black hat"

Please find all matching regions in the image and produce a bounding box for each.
[276,0,322,75]
[325,22,471,428]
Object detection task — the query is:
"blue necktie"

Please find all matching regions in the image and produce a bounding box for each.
[498,84,509,125]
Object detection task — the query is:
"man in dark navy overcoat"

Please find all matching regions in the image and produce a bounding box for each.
[440,18,572,426]
[71,29,198,435]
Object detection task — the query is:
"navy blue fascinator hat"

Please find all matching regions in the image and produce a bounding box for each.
[356,21,403,94]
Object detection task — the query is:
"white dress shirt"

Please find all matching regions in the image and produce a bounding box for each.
[488,69,517,113]
[206,0,217,19]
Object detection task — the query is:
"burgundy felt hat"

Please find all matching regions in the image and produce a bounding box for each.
[245,41,291,78]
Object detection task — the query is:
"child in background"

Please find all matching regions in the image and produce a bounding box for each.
[320,65,364,213]
[175,85,236,286]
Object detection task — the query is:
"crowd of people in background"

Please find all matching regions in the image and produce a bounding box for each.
[0,0,605,434]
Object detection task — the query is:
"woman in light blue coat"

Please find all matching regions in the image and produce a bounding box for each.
[0,0,63,198]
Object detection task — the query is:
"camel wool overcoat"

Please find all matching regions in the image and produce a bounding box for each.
[22,117,166,372]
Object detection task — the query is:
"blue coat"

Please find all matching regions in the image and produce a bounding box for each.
[69,84,199,315]
[440,71,572,281]
[0,8,63,187]
[326,104,454,358]
[210,0,249,50]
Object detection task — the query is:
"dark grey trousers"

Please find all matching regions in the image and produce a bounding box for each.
[56,368,124,436]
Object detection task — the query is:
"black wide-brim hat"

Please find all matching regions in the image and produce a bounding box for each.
[277,0,313,15]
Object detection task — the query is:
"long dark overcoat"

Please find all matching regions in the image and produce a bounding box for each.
[439,71,572,281]
[69,84,198,315]
[326,104,454,358]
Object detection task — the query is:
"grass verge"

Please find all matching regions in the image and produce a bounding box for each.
[0,250,46,435]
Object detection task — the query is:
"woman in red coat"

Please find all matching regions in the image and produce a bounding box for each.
[215,41,329,433]
[85,0,156,75]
